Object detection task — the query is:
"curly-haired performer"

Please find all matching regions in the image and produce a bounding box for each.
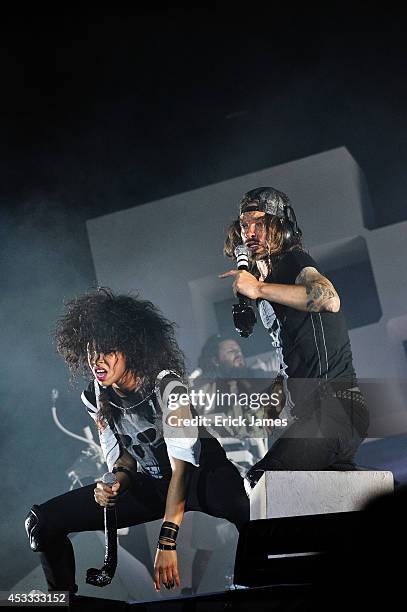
[220,187,370,485]
[25,289,249,595]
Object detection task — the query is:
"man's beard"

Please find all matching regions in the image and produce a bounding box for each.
[252,249,269,262]
[246,242,268,261]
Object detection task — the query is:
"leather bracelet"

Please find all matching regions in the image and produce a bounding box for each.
[162,521,179,532]
[159,522,179,545]
[112,466,135,485]
[157,542,177,551]
[159,539,176,547]
[159,527,178,541]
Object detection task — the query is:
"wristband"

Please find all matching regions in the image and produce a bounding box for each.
[162,521,179,532]
[157,542,177,551]
[157,520,179,550]
[112,466,135,485]
[159,527,178,541]
[158,521,179,544]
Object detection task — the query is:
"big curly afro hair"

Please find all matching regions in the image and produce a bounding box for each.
[55,287,185,386]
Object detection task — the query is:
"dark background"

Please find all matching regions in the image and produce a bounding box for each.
[1,7,406,588]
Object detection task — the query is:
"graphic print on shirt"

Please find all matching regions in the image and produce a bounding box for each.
[257,299,295,444]
[258,299,284,354]
[113,399,167,479]
[81,371,201,477]
[81,381,170,477]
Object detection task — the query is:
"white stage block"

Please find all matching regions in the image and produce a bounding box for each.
[250,471,394,520]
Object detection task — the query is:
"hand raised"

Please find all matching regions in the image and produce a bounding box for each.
[219,269,262,300]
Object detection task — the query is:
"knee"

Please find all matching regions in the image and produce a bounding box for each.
[25,505,48,552]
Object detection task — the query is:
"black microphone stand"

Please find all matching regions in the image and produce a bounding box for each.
[86,472,118,587]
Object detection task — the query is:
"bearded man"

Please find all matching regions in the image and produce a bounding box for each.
[220,187,369,486]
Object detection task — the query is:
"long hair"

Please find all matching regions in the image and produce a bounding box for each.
[198,334,226,377]
[223,214,303,275]
[55,288,185,387]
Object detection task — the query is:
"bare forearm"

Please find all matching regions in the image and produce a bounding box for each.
[257,282,309,311]
[114,448,138,471]
[112,449,138,486]
[220,266,340,312]
[257,280,339,312]
[164,463,192,526]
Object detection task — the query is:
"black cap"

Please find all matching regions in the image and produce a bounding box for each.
[239,187,290,217]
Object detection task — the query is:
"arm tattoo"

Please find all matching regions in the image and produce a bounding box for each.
[295,267,338,312]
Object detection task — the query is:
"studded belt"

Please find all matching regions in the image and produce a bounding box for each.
[318,384,368,409]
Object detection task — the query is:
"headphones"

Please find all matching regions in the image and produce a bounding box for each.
[280,202,302,246]
[239,186,302,248]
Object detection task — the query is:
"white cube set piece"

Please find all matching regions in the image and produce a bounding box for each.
[250,471,394,520]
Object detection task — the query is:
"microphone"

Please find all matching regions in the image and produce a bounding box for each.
[86,472,118,587]
[235,244,251,270]
[232,245,257,338]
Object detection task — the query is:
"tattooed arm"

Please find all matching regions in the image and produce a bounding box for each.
[220,266,340,313]
[294,266,340,312]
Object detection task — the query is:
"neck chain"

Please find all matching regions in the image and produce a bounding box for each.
[109,388,154,412]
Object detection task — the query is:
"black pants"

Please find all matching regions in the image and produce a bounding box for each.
[257,393,370,471]
[30,456,249,593]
